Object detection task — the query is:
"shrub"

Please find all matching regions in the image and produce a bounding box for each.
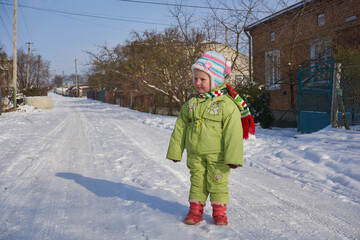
[236,82,274,128]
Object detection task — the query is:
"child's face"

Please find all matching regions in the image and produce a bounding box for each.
[193,69,211,94]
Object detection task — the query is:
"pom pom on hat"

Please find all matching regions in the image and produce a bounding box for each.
[192,51,231,90]
[225,60,232,74]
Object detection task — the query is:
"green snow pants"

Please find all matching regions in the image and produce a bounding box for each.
[186,151,231,204]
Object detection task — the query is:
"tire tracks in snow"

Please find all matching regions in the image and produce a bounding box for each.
[228,166,358,239]
[106,116,247,238]
[0,108,97,240]
[244,135,360,205]
[0,112,73,239]
[107,116,190,199]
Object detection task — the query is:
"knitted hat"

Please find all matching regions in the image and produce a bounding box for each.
[191,51,232,90]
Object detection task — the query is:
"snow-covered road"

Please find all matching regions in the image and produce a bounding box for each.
[0,93,359,239]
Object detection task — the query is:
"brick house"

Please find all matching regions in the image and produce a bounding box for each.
[245,0,360,127]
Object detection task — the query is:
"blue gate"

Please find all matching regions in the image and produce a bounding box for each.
[297,58,334,133]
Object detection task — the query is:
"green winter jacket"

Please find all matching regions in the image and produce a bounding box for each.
[166,83,244,166]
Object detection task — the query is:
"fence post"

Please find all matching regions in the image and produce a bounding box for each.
[101,89,105,102]
[297,65,302,132]
[331,63,340,127]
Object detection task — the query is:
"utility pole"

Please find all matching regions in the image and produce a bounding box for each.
[54,70,56,88]
[26,42,33,88]
[12,0,17,110]
[62,71,64,93]
[62,71,64,87]
[47,69,49,90]
[75,59,78,97]
[37,55,40,88]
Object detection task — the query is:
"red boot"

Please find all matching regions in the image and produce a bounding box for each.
[184,202,204,225]
[212,204,228,226]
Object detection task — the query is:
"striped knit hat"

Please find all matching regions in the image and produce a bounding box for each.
[192,51,232,90]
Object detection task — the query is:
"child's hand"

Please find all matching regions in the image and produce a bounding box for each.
[228,164,238,169]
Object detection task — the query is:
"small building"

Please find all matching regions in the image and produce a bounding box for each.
[203,42,249,87]
[197,37,250,88]
[0,58,12,89]
[245,0,360,127]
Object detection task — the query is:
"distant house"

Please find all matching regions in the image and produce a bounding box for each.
[198,38,250,88]
[245,0,360,127]
[0,58,12,89]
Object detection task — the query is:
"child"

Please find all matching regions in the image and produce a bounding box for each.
[166,51,254,226]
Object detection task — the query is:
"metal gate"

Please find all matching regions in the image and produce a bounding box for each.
[297,58,334,133]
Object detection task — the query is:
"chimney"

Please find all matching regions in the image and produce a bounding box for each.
[196,34,202,43]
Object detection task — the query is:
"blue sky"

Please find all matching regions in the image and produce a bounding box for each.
[1,0,177,76]
[1,0,297,77]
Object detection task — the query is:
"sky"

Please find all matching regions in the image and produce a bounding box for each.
[0,93,359,239]
[0,0,177,77]
[0,0,299,79]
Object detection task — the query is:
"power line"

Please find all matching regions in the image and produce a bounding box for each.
[0,0,15,42]
[0,0,25,46]
[18,0,33,42]
[0,1,13,29]
[49,10,130,32]
[0,2,171,26]
[117,0,271,13]
[0,13,12,42]
[118,0,230,11]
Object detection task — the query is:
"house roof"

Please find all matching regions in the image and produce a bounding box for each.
[245,0,311,31]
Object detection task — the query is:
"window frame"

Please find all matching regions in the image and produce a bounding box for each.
[270,32,275,42]
[318,13,325,26]
[310,39,332,66]
[265,49,281,90]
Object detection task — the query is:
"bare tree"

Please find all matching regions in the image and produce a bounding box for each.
[169,0,269,85]
[85,43,127,91]
[0,43,10,89]
[15,48,50,89]
[121,28,203,110]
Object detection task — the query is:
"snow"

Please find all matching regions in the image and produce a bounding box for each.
[0,92,359,240]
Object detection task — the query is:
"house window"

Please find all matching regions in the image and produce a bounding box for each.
[346,15,356,22]
[309,40,332,87]
[265,49,281,89]
[318,13,325,26]
[270,32,275,41]
[235,75,243,86]
[310,39,332,65]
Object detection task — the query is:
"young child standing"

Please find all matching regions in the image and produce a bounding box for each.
[167,51,253,226]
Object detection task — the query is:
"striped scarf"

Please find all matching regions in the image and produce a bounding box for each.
[196,88,227,99]
[195,84,255,140]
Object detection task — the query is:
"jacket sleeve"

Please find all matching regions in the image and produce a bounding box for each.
[223,105,244,166]
[166,106,189,161]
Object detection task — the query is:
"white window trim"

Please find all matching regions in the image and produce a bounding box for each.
[310,39,332,66]
[308,39,332,87]
[270,32,275,41]
[265,49,281,90]
[318,13,325,26]
[235,75,242,86]
[346,15,356,22]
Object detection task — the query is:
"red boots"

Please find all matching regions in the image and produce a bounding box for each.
[184,202,228,226]
[212,204,228,226]
[184,202,204,225]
